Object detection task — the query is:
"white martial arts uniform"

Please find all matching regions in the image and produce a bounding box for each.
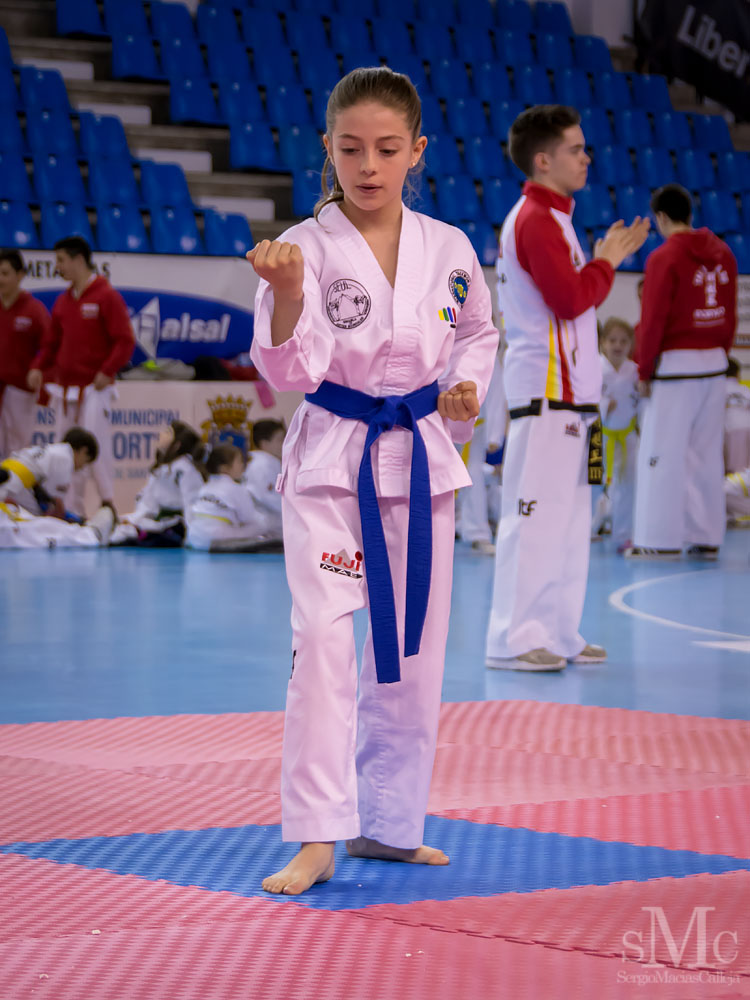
[725,467,750,522]
[486,181,614,662]
[186,472,273,550]
[0,501,105,548]
[110,454,204,544]
[599,356,640,547]
[0,385,36,458]
[242,450,283,540]
[51,383,117,515]
[724,376,750,474]
[250,202,498,847]
[0,441,75,514]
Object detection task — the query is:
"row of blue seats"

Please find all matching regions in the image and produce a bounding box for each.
[0,199,253,257]
[577,184,750,235]
[58,0,574,39]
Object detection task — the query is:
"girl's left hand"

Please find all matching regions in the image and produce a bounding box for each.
[438,381,479,422]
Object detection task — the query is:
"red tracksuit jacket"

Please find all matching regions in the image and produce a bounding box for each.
[0,291,51,392]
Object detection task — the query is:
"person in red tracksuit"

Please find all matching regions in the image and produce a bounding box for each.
[629,184,737,560]
[0,248,51,456]
[27,236,135,515]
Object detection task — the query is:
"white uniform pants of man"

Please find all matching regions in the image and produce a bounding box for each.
[57,384,117,514]
[456,417,492,545]
[486,404,592,660]
[633,376,726,549]
[0,386,36,457]
[280,477,454,848]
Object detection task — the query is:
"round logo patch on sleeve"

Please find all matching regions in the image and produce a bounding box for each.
[326,279,371,330]
[449,269,471,308]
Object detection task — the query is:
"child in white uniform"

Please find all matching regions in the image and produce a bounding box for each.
[243,419,284,542]
[724,358,750,474]
[0,427,98,516]
[597,318,640,551]
[725,466,750,525]
[0,477,114,548]
[247,67,498,896]
[187,443,275,551]
[110,420,205,546]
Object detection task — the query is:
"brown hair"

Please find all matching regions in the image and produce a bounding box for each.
[206,443,245,476]
[600,316,635,344]
[314,66,423,219]
[508,104,581,178]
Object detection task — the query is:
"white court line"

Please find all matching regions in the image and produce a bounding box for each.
[608,571,750,641]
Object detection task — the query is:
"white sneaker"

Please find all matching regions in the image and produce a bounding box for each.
[624,546,681,560]
[570,643,607,664]
[471,539,496,555]
[87,506,115,546]
[486,648,566,672]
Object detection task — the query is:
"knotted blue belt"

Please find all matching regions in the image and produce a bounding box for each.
[304,379,439,684]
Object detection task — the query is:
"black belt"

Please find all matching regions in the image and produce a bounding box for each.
[509,398,600,420]
[652,369,728,381]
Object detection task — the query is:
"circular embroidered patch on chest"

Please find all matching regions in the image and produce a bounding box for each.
[449,269,471,307]
[326,279,371,330]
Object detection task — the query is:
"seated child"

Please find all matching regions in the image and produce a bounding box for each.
[242,419,285,542]
[0,427,98,517]
[0,471,114,548]
[111,419,206,546]
[725,357,750,474]
[725,466,750,527]
[186,443,277,552]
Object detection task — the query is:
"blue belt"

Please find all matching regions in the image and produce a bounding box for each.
[304,379,439,684]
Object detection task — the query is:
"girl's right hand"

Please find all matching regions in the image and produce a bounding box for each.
[247,240,304,301]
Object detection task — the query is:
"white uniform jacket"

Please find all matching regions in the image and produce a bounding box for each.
[188,473,267,530]
[130,455,204,520]
[600,356,640,431]
[243,450,282,515]
[250,202,499,498]
[3,441,74,500]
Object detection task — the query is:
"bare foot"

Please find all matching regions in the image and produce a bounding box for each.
[262,842,336,895]
[345,836,449,865]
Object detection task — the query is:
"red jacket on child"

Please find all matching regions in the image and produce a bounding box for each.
[0,291,51,391]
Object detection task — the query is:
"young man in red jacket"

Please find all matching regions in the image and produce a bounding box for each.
[629,184,737,560]
[27,236,135,515]
[0,249,51,456]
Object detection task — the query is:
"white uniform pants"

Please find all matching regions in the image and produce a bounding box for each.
[485,405,592,660]
[279,480,454,848]
[456,417,492,543]
[0,386,36,458]
[633,377,726,549]
[0,506,101,548]
[604,429,638,547]
[58,385,116,514]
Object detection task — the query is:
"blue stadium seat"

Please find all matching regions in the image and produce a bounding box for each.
[140,161,193,208]
[675,148,716,192]
[430,58,471,99]
[414,23,455,59]
[457,220,498,266]
[241,8,285,51]
[88,158,139,206]
[252,45,297,86]
[574,183,615,228]
[463,136,507,180]
[514,65,553,105]
[33,152,86,204]
[456,3,495,28]
[40,200,94,249]
[292,168,321,217]
[111,34,163,81]
[170,77,219,125]
[19,67,71,114]
[435,174,481,222]
[382,54,428,95]
[446,96,489,137]
[57,0,107,37]
[483,177,521,225]
[636,146,676,188]
[690,113,733,151]
[96,203,150,252]
[534,1,573,35]
[700,190,741,233]
[472,62,512,103]
[0,200,37,248]
[0,26,11,68]
[26,110,78,156]
[415,0,455,23]
[218,79,265,124]
[725,233,750,274]
[251,0,286,9]
[579,107,614,149]
[590,145,635,187]
[206,41,252,83]
[341,48,382,74]
[1,151,33,202]
[161,36,207,80]
[495,0,533,32]
[411,178,437,217]
[638,229,662,269]
[296,0,341,12]
[203,209,253,256]
[152,0,197,42]
[103,0,149,36]
[329,17,372,57]
[616,184,651,222]
[653,110,692,150]
[716,151,750,193]
[453,34,495,66]
[489,99,524,140]
[495,30,534,66]
[377,0,417,20]
[629,73,671,111]
[423,132,462,177]
[311,86,333,131]
[78,112,130,160]
[229,121,281,170]
[372,18,412,59]
[535,32,573,70]
[593,71,632,110]
[572,34,612,72]
[196,3,240,44]
[278,123,323,172]
[554,67,592,107]
[420,93,446,134]
[297,48,340,93]
[0,111,25,154]
[285,12,328,54]
[149,205,203,254]
[612,108,653,149]
[0,65,20,111]
[266,83,311,126]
